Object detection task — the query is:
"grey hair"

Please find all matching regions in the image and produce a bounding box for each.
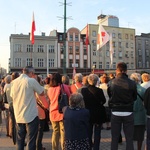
[69,93,85,108]
[88,74,99,86]
[23,66,35,74]
[130,73,141,84]
[4,75,12,84]
[74,73,83,83]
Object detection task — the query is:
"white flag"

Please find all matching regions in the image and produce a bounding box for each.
[97,24,109,50]
[109,33,114,67]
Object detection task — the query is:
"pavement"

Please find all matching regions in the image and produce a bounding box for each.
[0,111,146,150]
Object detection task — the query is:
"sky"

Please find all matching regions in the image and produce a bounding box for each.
[0,0,150,71]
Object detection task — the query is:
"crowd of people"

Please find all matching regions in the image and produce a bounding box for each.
[0,62,150,150]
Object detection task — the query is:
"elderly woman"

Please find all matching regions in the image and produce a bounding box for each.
[141,73,150,89]
[71,73,83,93]
[130,73,146,150]
[80,74,106,150]
[63,93,90,150]
[3,75,12,137]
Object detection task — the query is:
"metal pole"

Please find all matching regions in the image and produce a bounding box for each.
[47,44,49,76]
[63,0,67,75]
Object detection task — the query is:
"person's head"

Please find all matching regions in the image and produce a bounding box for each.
[11,72,20,80]
[130,73,141,84]
[4,75,12,84]
[82,75,89,86]
[100,75,109,84]
[50,72,62,87]
[116,62,127,74]
[44,77,50,85]
[69,93,85,108]
[22,66,35,78]
[62,75,70,85]
[109,73,115,79]
[74,73,83,83]
[88,74,99,86]
[141,73,150,82]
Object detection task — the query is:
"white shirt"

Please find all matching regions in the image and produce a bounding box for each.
[10,74,44,123]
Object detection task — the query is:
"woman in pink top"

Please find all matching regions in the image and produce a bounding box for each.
[47,73,71,150]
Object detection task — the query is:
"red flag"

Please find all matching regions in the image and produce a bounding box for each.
[30,12,36,44]
[97,24,109,50]
[85,24,89,53]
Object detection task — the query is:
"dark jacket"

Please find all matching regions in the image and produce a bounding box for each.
[81,85,106,124]
[107,73,137,112]
[144,87,150,116]
[63,107,90,140]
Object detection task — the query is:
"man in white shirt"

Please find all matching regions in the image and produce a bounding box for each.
[10,66,44,150]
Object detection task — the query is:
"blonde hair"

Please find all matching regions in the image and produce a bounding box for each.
[141,73,150,82]
[130,73,141,84]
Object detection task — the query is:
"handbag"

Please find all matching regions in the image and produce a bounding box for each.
[58,84,69,113]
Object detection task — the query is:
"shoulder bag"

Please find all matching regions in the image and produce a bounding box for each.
[58,84,69,113]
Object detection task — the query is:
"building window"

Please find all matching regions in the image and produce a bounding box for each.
[113,62,116,69]
[15,58,21,67]
[112,33,115,38]
[126,62,129,69]
[118,42,122,48]
[106,50,109,57]
[118,33,122,39]
[130,34,133,40]
[83,46,87,55]
[113,42,116,47]
[27,58,33,66]
[146,61,149,68]
[76,59,79,68]
[131,63,134,69]
[60,46,64,54]
[99,62,102,69]
[125,34,128,39]
[92,40,96,46]
[59,34,63,41]
[118,51,122,58]
[92,31,96,37]
[93,50,96,56]
[38,45,44,53]
[145,40,149,45]
[106,62,109,69]
[69,46,73,54]
[130,43,133,48]
[131,51,134,58]
[49,59,54,67]
[48,45,54,53]
[146,49,149,56]
[138,61,142,68]
[69,59,73,68]
[138,49,142,55]
[75,46,79,53]
[69,35,73,41]
[15,44,22,52]
[27,45,33,52]
[38,58,44,67]
[75,35,79,41]
[126,42,129,48]
[84,60,87,68]
[113,49,116,57]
